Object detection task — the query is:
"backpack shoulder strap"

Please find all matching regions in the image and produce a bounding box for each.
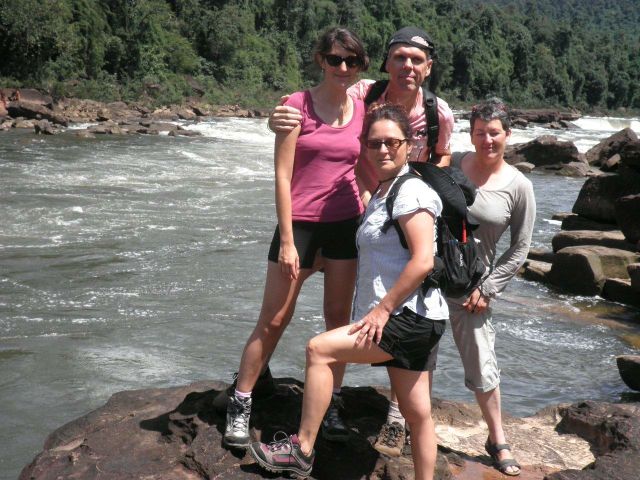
[380,172,419,249]
[364,80,389,106]
[422,87,439,163]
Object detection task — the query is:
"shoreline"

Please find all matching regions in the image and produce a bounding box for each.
[5,87,636,135]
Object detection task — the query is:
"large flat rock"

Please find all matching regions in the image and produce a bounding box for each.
[548,245,640,295]
[20,379,625,480]
[552,230,637,253]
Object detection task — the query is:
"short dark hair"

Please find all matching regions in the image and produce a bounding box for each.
[470,97,511,132]
[362,103,412,141]
[314,27,369,71]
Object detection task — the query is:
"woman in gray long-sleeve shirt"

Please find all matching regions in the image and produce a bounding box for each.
[448,98,536,476]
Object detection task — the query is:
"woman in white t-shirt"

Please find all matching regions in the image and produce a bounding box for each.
[249,103,447,480]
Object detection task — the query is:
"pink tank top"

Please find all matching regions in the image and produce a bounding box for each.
[285,90,364,222]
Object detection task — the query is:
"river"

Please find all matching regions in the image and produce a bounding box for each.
[1,114,639,479]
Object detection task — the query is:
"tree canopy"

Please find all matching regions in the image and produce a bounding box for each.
[0,0,638,110]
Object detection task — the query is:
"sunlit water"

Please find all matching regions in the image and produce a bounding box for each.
[1,115,639,479]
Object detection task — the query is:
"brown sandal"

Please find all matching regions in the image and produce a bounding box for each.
[485,438,521,476]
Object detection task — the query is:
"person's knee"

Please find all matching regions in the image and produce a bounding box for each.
[306,336,329,365]
[399,401,431,425]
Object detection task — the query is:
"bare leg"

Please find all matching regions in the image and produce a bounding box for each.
[236,262,313,392]
[388,370,433,404]
[389,367,436,480]
[476,387,519,474]
[296,325,393,454]
[322,258,357,390]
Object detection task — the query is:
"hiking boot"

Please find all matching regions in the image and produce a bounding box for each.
[223,395,252,448]
[321,394,349,442]
[249,432,314,478]
[212,366,276,412]
[373,421,405,457]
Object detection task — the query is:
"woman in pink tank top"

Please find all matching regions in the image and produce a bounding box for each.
[220,27,370,449]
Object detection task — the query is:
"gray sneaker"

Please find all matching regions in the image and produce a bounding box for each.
[373,421,405,457]
[223,395,252,448]
[213,367,276,412]
[249,432,314,478]
[321,394,349,442]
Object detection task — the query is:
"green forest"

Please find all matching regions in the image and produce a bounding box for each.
[1,0,639,111]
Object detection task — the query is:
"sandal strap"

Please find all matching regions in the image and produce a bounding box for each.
[492,442,511,452]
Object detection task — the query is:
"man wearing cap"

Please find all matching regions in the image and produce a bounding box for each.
[269,26,454,200]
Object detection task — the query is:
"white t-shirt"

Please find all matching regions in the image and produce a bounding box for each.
[352,166,449,321]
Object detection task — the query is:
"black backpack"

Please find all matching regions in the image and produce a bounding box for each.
[364,80,440,163]
[380,162,486,297]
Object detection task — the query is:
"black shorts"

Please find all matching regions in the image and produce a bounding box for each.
[373,307,446,372]
[267,216,359,269]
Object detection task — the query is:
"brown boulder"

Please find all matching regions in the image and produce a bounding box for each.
[629,263,640,291]
[508,109,581,123]
[544,161,590,177]
[548,401,640,480]
[585,128,638,166]
[602,278,640,308]
[34,119,56,135]
[522,259,551,283]
[168,129,201,137]
[551,230,637,253]
[19,378,601,480]
[505,135,585,168]
[17,379,452,480]
[528,247,555,263]
[547,245,640,295]
[14,119,36,129]
[614,194,640,244]
[7,100,69,126]
[616,355,640,391]
[601,153,621,172]
[514,161,535,173]
[561,214,617,232]
[14,88,53,106]
[620,140,640,173]
[572,171,640,224]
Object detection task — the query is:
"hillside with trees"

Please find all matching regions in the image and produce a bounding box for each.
[1,0,638,111]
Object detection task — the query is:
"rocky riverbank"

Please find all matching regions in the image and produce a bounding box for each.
[0,88,269,137]
[18,377,640,480]
[519,127,640,311]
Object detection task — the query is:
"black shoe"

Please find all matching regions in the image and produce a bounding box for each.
[320,393,350,442]
[213,366,276,412]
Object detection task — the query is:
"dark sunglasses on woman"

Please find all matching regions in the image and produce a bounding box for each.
[324,54,362,69]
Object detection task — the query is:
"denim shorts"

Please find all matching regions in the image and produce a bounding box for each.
[372,307,446,372]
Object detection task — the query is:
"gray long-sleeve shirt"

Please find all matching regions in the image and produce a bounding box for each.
[453,153,536,298]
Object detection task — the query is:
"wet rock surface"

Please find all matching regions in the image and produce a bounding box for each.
[547,245,639,295]
[547,401,640,480]
[20,378,637,480]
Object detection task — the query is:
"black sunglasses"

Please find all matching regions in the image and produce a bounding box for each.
[365,138,408,150]
[324,54,362,69]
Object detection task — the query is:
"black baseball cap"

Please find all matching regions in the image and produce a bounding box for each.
[380,26,436,72]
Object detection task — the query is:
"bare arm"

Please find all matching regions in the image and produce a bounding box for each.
[274,125,301,279]
[349,209,435,345]
[268,95,303,133]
